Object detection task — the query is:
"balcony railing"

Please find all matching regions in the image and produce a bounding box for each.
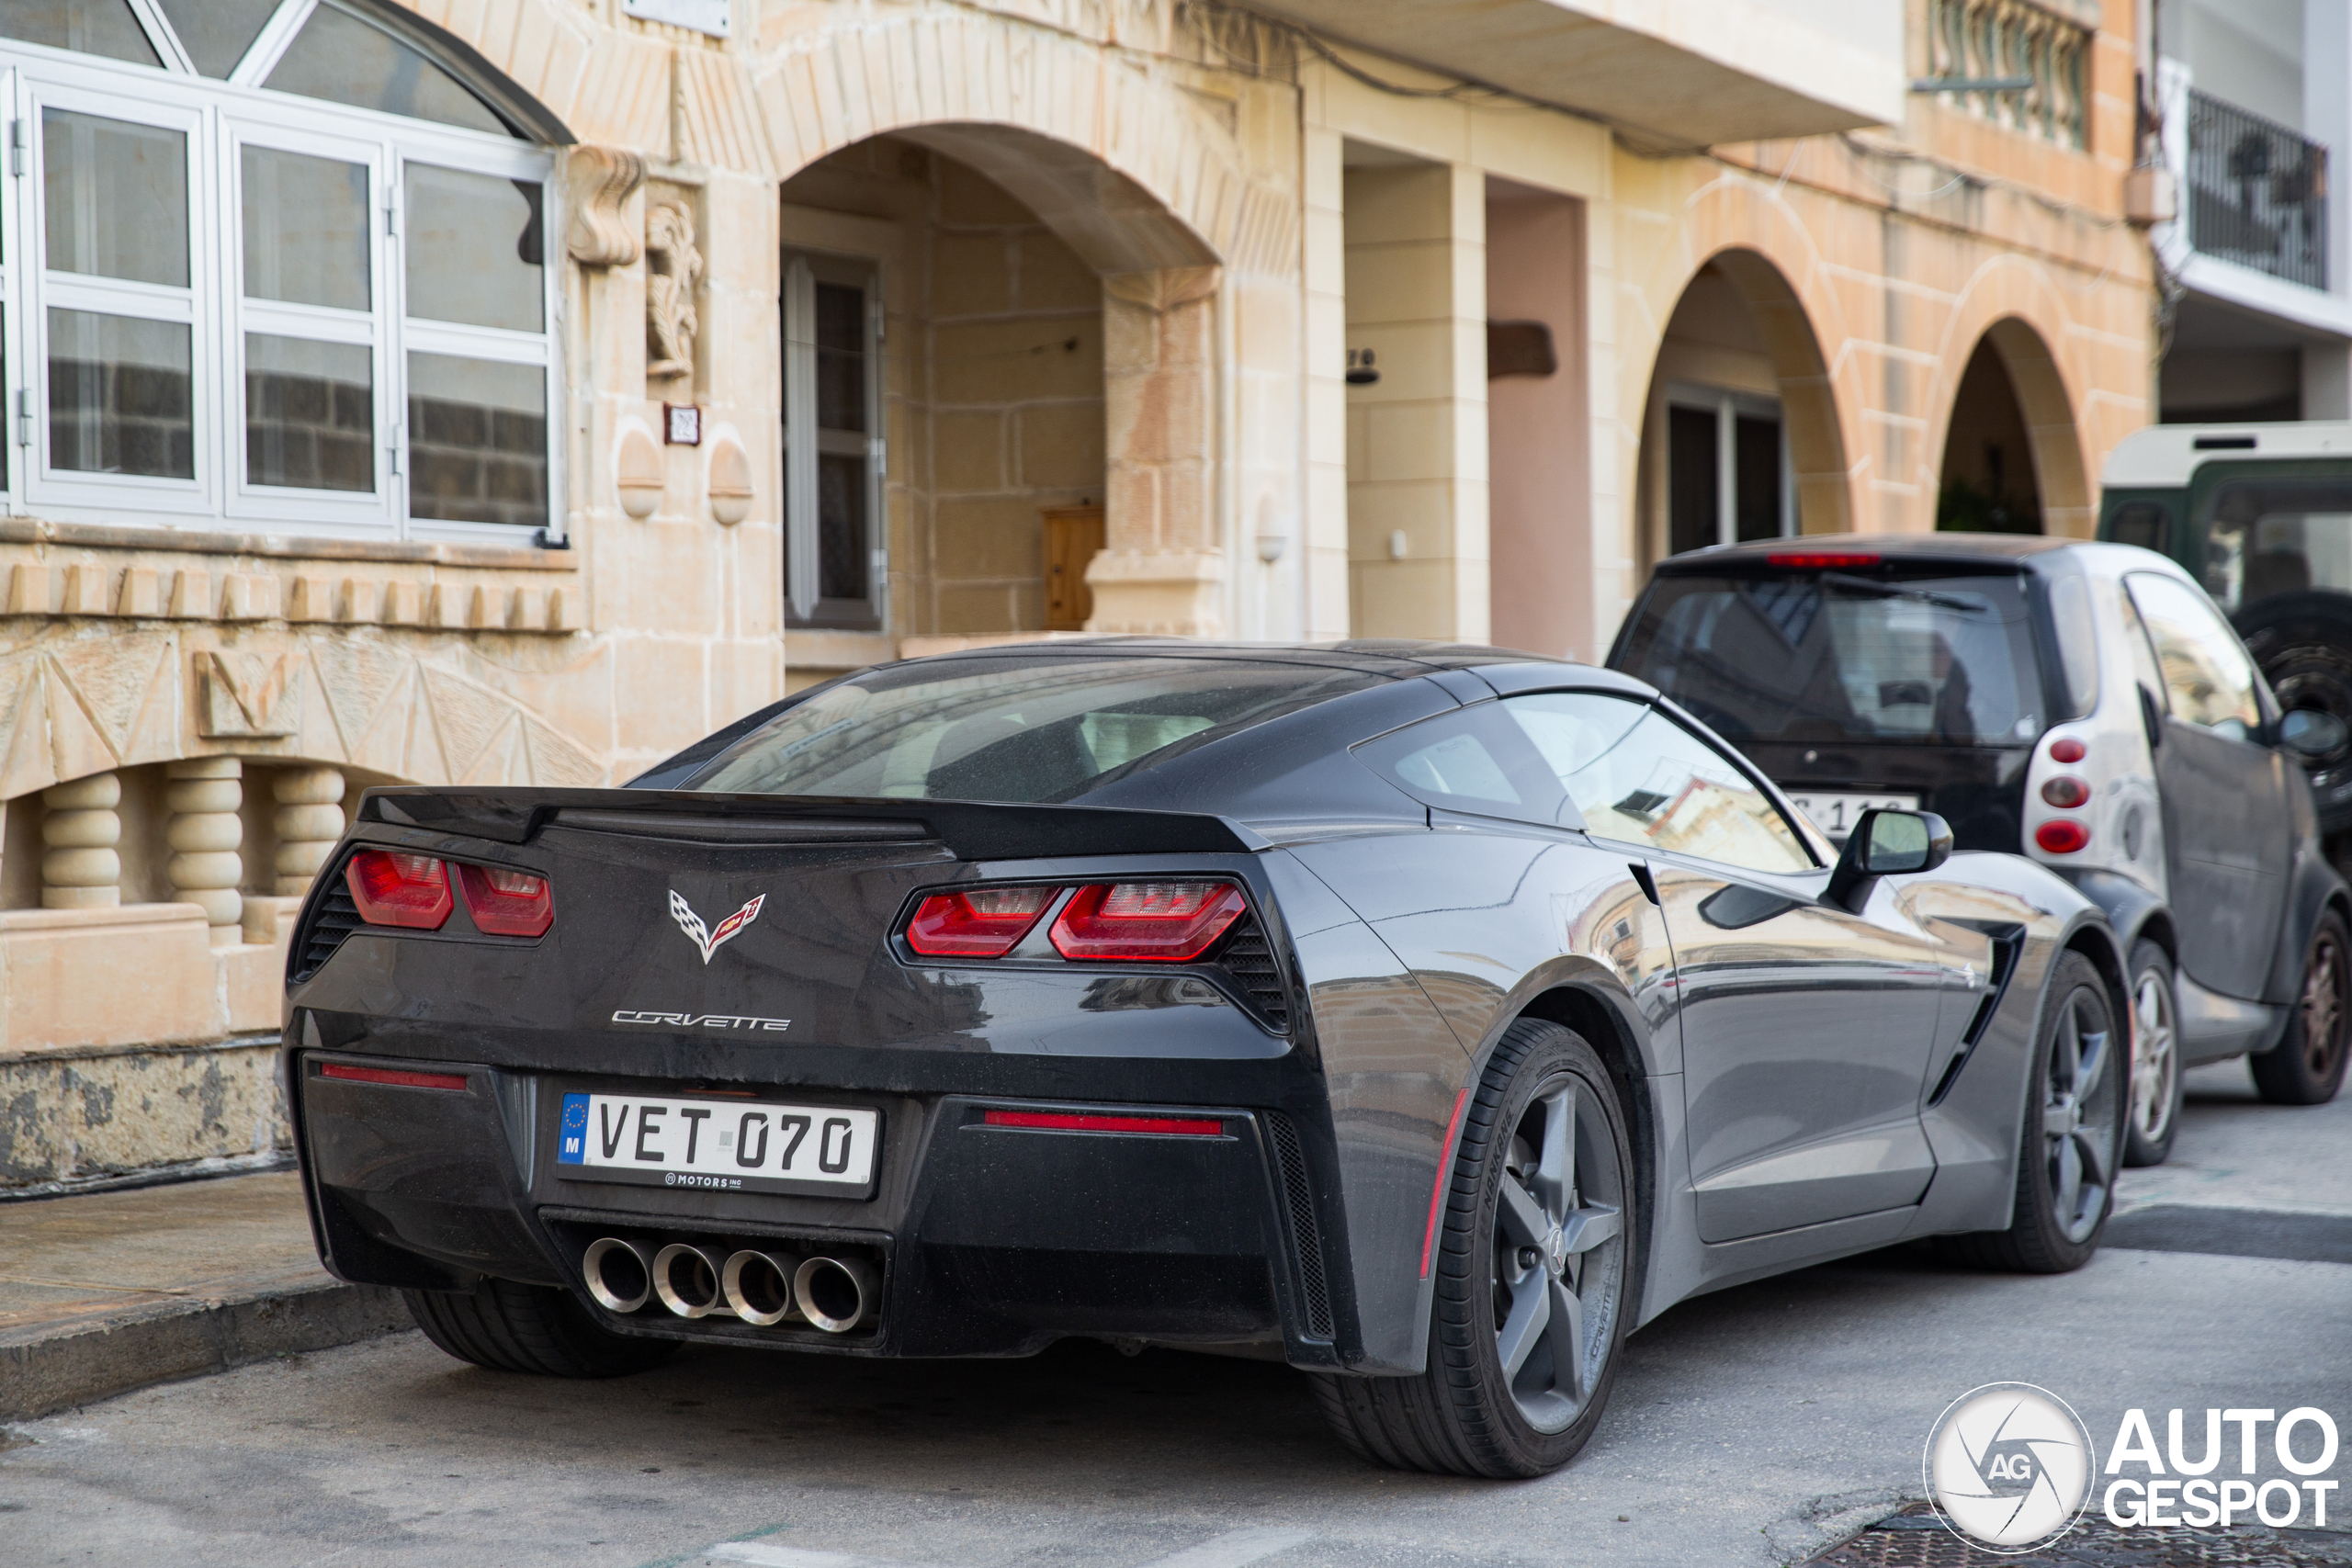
[2185,87,2328,291]
[1926,0,2088,151]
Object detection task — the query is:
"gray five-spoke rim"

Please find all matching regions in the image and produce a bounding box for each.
[2129,967,2177,1143]
[1492,1077,1623,1434]
[2044,987,2118,1244]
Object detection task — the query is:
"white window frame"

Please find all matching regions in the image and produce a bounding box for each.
[1665,381,1794,548]
[0,6,562,546]
[784,251,886,628]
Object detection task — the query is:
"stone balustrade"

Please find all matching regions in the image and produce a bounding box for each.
[40,773,121,909]
[272,768,347,896]
[164,759,244,944]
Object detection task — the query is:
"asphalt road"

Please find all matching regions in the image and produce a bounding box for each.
[5,1063,2348,1568]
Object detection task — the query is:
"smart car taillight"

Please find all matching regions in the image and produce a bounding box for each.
[2048,736,2086,763]
[905,886,1056,957]
[2041,775,2091,808]
[457,863,554,937]
[1049,881,1246,961]
[345,851,453,929]
[2035,819,2091,853]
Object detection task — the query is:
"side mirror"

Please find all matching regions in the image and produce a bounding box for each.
[2280,708,2347,761]
[1826,808,1953,911]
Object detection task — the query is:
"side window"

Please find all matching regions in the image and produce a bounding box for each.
[2105,502,2170,556]
[1500,692,1816,874]
[1353,705,1567,824]
[2124,573,2262,741]
[2114,582,2166,706]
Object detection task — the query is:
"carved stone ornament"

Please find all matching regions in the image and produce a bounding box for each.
[565,146,646,268]
[197,650,301,739]
[1102,265,1222,312]
[646,197,704,380]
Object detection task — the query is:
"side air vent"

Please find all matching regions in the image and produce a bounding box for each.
[1263,1111,1334,1340]
[1211,917,1291,1031]
[291,867,363,983]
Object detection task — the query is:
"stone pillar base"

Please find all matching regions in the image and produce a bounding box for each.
[1081,549,1227,638]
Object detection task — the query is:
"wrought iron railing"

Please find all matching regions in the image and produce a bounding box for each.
[1925,0,2088,151]
[2185,86,2328,290]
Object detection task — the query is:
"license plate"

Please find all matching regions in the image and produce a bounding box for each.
[554,1091,879,1198]
[1782,790,1919,840]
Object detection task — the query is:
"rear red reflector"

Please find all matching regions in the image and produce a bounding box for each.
[2035,819,2091,853]
[320,1061,469,1091]
[457,863,554,937]
[983,1110,1225,1136]
[1049,881,1246,961]
[346,850,453,930]
[1766,551,1881,568]
[905,886,1056,957]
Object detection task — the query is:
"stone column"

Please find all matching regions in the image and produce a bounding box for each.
[1088,265,1227,637]
[40,773,120,909]
[165,758,243,944]
[271,767,346,895]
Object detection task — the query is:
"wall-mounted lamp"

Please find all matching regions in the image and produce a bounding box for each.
[1346,348,1380,386]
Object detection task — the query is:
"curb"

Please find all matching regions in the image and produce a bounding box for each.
[0,1275,413,1423]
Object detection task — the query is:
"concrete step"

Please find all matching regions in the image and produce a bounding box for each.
[0,1170,410,1421]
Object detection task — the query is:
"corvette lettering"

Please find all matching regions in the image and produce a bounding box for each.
[611,1010,792,1031]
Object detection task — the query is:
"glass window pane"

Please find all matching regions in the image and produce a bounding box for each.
[43,109,187,287]
[48,308,193,479]
[242,148,369,311]
[2126,572,2263,740]
[404,165,543,332]
[1504,693,1814,874]
[407,352,545,528]
[1668,404,1716,555]
[817,450,867,601]
[153,0,276,76]
[0,0,161,66]
[815,282,865,433]
[247,334,372,492]
[264,2,511,136]
[1733,413,1780,542]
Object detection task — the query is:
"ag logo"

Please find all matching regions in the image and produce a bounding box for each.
[669,889,765,964]
[1924,1382,2096,1552]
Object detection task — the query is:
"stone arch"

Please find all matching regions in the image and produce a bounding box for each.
[1922,266,2095,538]
[1627,176,1869,548]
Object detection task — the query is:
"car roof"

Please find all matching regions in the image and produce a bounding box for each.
[1651,532,2073,572]
[880,635,1576,677]
[2103,422,2352,488]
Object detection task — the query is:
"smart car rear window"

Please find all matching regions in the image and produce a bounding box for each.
[1616,569,2045,746]
[680,656,1383,803]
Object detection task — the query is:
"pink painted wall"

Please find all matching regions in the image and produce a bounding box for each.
[1485,186,1590,661]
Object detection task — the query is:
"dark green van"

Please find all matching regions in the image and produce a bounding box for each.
[2099,422,2352,836]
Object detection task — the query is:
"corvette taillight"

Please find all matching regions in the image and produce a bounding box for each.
[458,863,554,937]
[346,851,453,929]
[905,886,1056,957]
[1049,881,1247,962]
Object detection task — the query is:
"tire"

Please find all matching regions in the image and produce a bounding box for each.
[1944,951,2124,1274]
[2235,592,2352,836]
[1310,1020,1635,1478]
[2251,908,2352,1106]
[402,1278,682,1379]
[2121,941,2183,1168]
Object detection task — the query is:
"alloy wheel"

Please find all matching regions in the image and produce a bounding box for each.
[2043,986,2119,1245]
[1491,1077,1625,1434]
[2129,967,2178,1145]
[2299,926,2349,1081]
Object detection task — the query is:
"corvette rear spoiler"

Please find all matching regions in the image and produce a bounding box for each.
[356,786,1270,862]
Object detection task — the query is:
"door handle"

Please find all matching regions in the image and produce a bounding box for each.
[2138,685,2164,752]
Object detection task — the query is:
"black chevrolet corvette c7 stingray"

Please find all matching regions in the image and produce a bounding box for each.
[286,639,2127,1478]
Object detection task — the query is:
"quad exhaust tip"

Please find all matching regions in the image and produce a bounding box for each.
[583,1236,876,1333]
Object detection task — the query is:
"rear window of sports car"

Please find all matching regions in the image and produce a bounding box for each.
[679,656,1384,803]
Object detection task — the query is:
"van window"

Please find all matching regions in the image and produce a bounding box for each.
[2198,479,2352,612]
[2106,502,2170,555]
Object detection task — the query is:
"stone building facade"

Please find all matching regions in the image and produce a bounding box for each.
[0,0,2158,1189]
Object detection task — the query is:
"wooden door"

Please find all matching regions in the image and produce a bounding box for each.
[1043,504,1104,631]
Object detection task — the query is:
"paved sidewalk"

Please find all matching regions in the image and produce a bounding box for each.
[0,1171,409,1421]
[2113,1059,2352,1218]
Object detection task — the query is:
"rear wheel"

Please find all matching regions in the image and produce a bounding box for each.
[2121,941,2182,1168]
[1310,1020,1634,1478]
[402,1278,681,1379]
[2252,908,2352,1106]
[1944,952,2122,1273]
[2237,593,2352,836]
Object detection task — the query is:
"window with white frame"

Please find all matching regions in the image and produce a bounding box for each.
[0,0,560,544]
[783,252,884,627]
[1665,384,1791,556]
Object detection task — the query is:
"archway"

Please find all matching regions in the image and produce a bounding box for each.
[1638,248,1849,562]
[1934,319,2091,537]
